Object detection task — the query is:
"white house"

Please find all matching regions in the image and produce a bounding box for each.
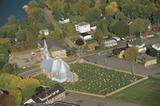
[152,43,160,51]
[59,17,70,24]
[80,33,92,41]
[75,22,91,33]
[104,39,117,47]
[39,29,49,36]
[128,40,146,53]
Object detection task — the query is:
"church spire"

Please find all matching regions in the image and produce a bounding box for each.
[43,39,50,59]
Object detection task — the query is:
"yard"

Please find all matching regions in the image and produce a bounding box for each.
[111,78,160,106]
[35,63,142,95]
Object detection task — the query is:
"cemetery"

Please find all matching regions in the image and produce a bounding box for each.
[36,63,143,95]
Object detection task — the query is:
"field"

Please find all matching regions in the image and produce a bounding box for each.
[111,78,160,106]
[35,63,142,95]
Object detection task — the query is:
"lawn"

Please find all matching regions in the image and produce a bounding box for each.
[35,63,142,95]
[111,78,160,106]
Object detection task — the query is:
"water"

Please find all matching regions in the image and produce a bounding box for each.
[0,0,30,26]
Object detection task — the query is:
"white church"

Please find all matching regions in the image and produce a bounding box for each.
[41,40,78,83]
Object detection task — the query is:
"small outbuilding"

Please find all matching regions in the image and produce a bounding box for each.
[87,41,99,51]
[136,54,157,67]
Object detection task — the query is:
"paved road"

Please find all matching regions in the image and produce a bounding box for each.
[84,53,160,76]
[63,92,141,106]
[18,67,42,78]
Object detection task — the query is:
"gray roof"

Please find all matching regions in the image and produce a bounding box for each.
[38,38,65,51]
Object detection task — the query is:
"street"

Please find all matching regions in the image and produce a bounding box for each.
[63,92,141,106]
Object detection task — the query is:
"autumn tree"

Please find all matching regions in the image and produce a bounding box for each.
[105,1,119,17]
[124,47,138,74]
[18,78,40,100]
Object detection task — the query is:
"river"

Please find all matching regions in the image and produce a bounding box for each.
[0,0,30,26]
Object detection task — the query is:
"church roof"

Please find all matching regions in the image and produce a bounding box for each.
[41,58,72,83]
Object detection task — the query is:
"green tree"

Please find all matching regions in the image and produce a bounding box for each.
[112,20,129,37]
[11,89,22,106]
[18,78,40,100]
[129,18,150,36]
[86,8,101,22]
[94,27,104,44]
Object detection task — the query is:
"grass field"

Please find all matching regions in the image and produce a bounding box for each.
[35,63,142,95]
[111,78,160,106]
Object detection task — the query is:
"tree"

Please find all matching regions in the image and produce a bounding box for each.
[98,19,109,36]
[94,27,104,44]
[18,78,40,100]
[7,15,17,25]
[45,0,64,14]
[115,11,125,20]
[94,0,101,8]
[112,20,129,37]
[124,47,138,74]
[105,1,119,17]
[11,89,22,106]
[86,8,101,22]
[16,29,27,43]
[129,18,150,36]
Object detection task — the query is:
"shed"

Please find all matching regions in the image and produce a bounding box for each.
[136,54,157,67]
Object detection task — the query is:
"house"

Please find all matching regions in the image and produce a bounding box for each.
[59,17,70,24]
[39,29,49,36]
[136,54,157,67]
[127,39,146,53]
[87,42,99,51]
[104,39,117,47]
[38,38,67,59]
[112,36,121,41]
[152,43,160,51]
[24,84,66,105]
[80,32,92,41]
[75,22,91,33]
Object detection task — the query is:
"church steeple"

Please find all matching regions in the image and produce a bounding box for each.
[43,39,50,60]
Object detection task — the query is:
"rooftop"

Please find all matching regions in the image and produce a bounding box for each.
[77,22,89,26]
[32,84,65,103]
[38,38,65,51]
